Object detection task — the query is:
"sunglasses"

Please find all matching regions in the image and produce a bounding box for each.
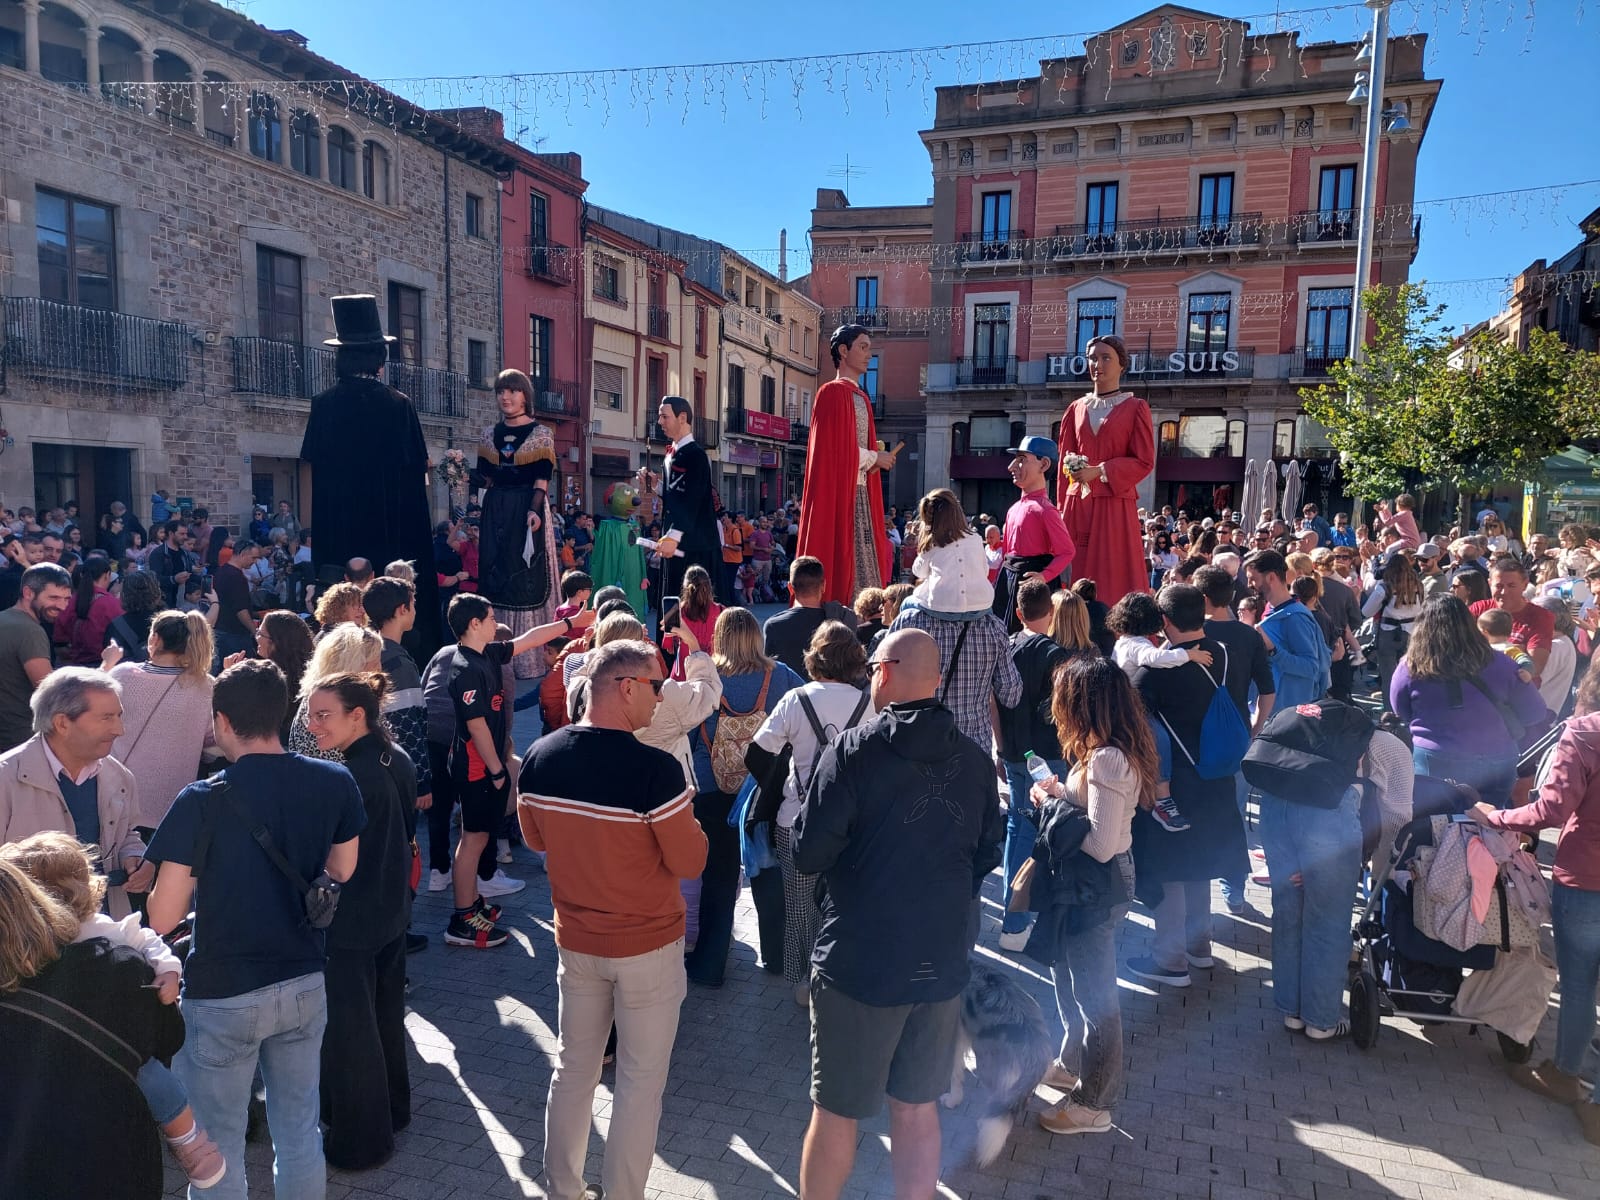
[615,676,665,694]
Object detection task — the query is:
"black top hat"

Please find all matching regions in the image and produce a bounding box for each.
[323,294,397,347]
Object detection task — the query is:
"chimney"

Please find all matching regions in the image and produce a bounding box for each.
[778,229,788,281]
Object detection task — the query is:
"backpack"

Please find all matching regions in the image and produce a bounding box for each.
[796,686,872,790]
[700,668,773,793]
[1158,643,1251,780]
[1242,697,1374,808]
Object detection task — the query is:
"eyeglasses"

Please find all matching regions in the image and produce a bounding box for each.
[866,658,900,673]
[615,676,665,695]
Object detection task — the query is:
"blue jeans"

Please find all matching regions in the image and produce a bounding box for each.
[1220,774,1255,907]
[1552,882,1600,1102]
[1412,746,1517,810]
[137,1058,189,1126]
[1258,786,1361,1031]
[1000,758,1065,934]
[176,972,329,1200]
[1052,900,1128,1112]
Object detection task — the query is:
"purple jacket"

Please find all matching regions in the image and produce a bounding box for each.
[1390,653,1551,758]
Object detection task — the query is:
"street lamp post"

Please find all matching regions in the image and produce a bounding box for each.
[1347,0,1392,365]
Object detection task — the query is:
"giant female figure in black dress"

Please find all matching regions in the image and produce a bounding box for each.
[475,369,560,678]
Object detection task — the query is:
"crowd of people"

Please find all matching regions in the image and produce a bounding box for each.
[2,445,1599,1200]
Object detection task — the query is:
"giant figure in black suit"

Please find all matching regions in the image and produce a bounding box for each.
[654,395,719,604]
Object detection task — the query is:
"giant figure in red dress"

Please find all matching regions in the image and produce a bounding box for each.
[796,325,897,605]
[1056,334,1156,606]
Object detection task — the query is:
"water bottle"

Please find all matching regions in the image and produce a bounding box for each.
[1025,751,1054,788]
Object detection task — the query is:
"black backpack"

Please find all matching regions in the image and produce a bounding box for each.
[1241,697,1374,809]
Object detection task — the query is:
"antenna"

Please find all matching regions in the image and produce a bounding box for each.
[826,155,869,199]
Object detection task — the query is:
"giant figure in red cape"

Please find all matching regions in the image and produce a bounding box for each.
[1056,333,1155,607]
[796,325,896,605]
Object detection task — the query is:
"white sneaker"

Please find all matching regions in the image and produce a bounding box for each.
[427,869,452,893]
[478,870,526,898]
[496,838,513,864]
[997,928,1031,952]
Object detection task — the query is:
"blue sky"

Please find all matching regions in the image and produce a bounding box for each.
[256,0,1595,327]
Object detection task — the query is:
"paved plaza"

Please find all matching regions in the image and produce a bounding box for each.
[165,655,1600,1200]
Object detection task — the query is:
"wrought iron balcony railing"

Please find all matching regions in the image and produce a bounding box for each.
[527,239,576,285]
[5,297,189,388]
[953,355,1018,387]
[959,230,1028,262]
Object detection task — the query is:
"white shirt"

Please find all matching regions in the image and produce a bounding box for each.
[41,737,101,787]
[753,681,876,828]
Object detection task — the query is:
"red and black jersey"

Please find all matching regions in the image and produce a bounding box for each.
[447,640,512,783]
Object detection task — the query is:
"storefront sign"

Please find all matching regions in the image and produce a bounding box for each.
[724,441,762,466]
[1047,349,1242,380]
[742,410,792,440]
[759,449,781,468]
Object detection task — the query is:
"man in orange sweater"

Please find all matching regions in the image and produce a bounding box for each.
[517,638,708,1200]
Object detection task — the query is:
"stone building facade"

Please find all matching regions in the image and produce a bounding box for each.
[0,0,509,529]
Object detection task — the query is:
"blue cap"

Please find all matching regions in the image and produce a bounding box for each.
[1006,435,1056,461]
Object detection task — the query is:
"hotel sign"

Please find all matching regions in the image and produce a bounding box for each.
[1047,349,1244,381]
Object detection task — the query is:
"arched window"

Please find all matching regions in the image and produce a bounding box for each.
[1273,419,1296,458]
[247,92,281,162]
[289,111,320,178]
[362,140,391,204]
[327,127,356,191]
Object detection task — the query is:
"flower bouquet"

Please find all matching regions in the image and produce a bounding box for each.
[435,448,469,489]
[1061,451,1089,482]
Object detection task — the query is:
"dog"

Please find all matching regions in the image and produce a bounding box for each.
[941,957,1055,1166]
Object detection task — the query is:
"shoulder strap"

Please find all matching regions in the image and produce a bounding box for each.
[0,988,142,1086]
[216,779,313,895]
[796,690,829,743]
[120,673,182,765]
[844,689,871,730]
[940,622,973,705]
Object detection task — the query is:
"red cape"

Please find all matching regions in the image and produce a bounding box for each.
[796,378,890,605]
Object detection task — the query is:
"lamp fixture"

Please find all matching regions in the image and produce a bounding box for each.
[1347,71,1370,106]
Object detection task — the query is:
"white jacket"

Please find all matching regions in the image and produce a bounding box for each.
[635,651,722,785]
[909,532,992,615]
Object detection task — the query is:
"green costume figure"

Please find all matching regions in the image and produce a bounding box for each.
[590,481,647,618]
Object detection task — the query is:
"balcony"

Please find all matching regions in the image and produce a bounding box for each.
[696,416,720,450]
[527,239,576,286]
[724,407,792,441]
[5,297,189,389]
[646,305,671,342]
[1045,347,1256,384]
[1048,213,1265,258]
[1292,208,1357,245]
[960,230,1028,263]
[386,361,468,419]
[1284,347,1346,380]
[830,306,929,337]
[532,378,582,419]
[789,421,810,446]
[953,356,1018,387]
[231,337,336,399]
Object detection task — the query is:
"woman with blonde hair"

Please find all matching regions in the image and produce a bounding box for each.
[0,857,186,1200]
[685,607,803,986]
[314,581,367,635]
[110,610,217,837]
[1048,587,1096,653]
[287,624,384,758]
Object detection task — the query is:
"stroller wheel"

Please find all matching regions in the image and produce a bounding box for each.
[1349,969,1380,1050]
[1497,1031,1535,1064]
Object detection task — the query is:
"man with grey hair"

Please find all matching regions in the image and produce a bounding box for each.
[0,562,72,752]
[0,665,147,915]
[518,637,708,1200]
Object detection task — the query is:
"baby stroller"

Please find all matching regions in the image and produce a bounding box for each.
[1349,771,1553,1059]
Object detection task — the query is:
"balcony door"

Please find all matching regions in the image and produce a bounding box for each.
[1317,165,1357,239]
[256,247,303,346]
[980,192,1012,244]
[972,303,1011,383]
[1304,287,1352,370]
[1198,173,1234,234]
[1085,182,1118,238]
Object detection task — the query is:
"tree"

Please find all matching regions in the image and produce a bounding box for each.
[1302,283,1600,513]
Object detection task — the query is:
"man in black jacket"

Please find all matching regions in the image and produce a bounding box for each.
[654,396,719,602]
[793,628,1003,1200]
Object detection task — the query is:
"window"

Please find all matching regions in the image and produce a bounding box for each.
[386,283,422,366]
[1198,173,1234,229]
[1274,419,1297,458]
[1165,414,1241,459]
[860,355,880,401]
[592,255,622,303]
[362,141,391,204]
[980,191,1012,242]
[1305,287,1353,363]
[764,288,779,318]
[1075,297,1116,352]
[529,192,549,244]
[530,315,552,384]
[646,356,666,409]
[727,364,745,411]
[855,276,880,310]
[248,93,282,162]
[1158,420,1179,456]
[255,247,303,345]
[744,279,758,308]
[327,127,357,191]
[467,339,487,388]
[1316,165,1357,238]
[694,304,707,356]
[788,319,799,353]
[973,302,1011,364]
[723,266,740,299]
[1085,182,1118,236]
[289,111,320,178]
[693,372,707,419]
[465,194,483,238]
[801,388,813,422]
[760,374,776,414]
[1185,292,1231,352]
[36,190,116,309]
[594,361,626,411]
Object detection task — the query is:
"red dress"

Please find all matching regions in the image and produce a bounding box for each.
[1056,392,1156,606]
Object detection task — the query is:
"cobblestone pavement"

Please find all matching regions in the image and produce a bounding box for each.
[167,659,1600,1198]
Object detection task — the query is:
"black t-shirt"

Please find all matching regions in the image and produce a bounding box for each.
[1203,618,1277,711]
[997,631,1074,762]
[763,602,858,678]
[448,640,512,783]
[213,561,251,635]
[146,754,366,1000]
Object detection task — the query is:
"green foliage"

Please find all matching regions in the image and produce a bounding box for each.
[1302,283,1600,501]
